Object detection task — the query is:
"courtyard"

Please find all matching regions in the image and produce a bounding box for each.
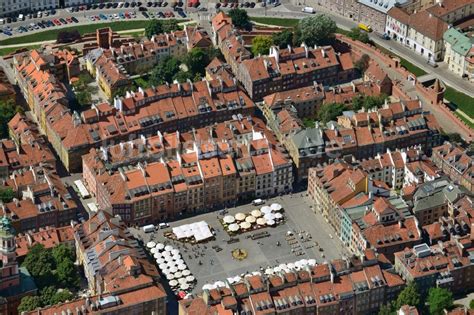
[130,193,346,293]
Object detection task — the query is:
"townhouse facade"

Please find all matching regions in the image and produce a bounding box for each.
[179,255,405,315]
[1,166,79,233]
[432,142,474,193]
[23,211,168,315]
[82,116,293,225]
[386,0,474,62]
[211,12,356,101]
[443,27,474,80]
[394,239,474,295]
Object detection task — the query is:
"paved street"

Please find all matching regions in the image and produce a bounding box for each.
[130,194,345,293]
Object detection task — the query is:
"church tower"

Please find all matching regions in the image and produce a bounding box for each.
[0,216,20,290]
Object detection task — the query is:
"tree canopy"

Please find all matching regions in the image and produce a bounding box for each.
[22,244,55,288]
[0,187,14,203]
[427,287,453,315]
[228,8,252,31]
[354,54,371,73]
[184,48,209,77]
[272,30,294,49]
[317,102,346,124]
[395,282,421,309]
[0,100,22,138]
[251,35,273,56]
[149,56,181,85]
[348,27,370,43]
[296,14,337,46]
[352,94,387,111]
[18,296,42,313]
[145,19,180,39]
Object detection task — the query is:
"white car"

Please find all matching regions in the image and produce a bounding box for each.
[252,199,266,206]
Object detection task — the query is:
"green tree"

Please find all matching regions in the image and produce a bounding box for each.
[352,94,387,111]
[348,27,370,43]
[56,259,80,289]
[185,48,209,76]
[40,286,58,306]
[18,296,42,313]
[354,54,370,73]
[378,303,394,315]
[149,56,181,85]
[173,70,192,83]
[318,102,346,124]
[145,19,163,39]
[162,19,180,33]
[228,8,252,31]
[52,244,75,265]
[50,290,74,305]
[272,29,294,49]
[395,282,421,309]
[22,244,55,288]
[296,14,337,46]
[427,287,453,315]
[0,100,22,138]
[469,299,474,309]
[0,187,14,203]
[251,35,273,56]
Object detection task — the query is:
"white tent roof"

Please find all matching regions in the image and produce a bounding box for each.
[172,221,213,241]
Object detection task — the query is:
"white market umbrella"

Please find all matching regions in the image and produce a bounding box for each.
[252,271,261,276]
[223,215,235,224]
[150,247,158,254]
[274,266,282,273]
[169,279,178,287]
[227,278,235,284]
[265,268,275,275]
[182,270,191,276]
[240,222,251,230]
[251,209,262,218]
[156,258,165,264]
[215,281,226,287]
[169,266,178,273]
[287,263,295,269]
[279,264,287,270]
[186,275,195,282]
[178,264,187,271]
[156,243,165,250]
[171,249,180,256]
[271,203,282,211]
[235,213,246,221]
[175,271,183,279]
[233,276,241,283]
[202,284,214,290]
[264,213,276,221]
[261,206,272,214]
[228,223,240,232]
[153,253,162,259]
[173,254,181,261]
[256,218,267,226]
[162,251,171,257]
[275,213,283,220]
[166,273,175,280]
[167,261,176,268]
[176,259,184,265]
[308,259,317,266]
[295,261,303,269]
[181,283,190,290]
[246,215,256,223]
[178,278,187,285]
[266,219,276,226]
[300,259,309,266]
[165,245,173,251]
[147,241,156,248]
[159,263,168,270]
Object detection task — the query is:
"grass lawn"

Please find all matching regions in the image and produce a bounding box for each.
[250,17,299,28]
[0,44,41,56]
[399,58,427,77]
[0,20,151,46]
[454,111,474,129]
[445,86,474,119]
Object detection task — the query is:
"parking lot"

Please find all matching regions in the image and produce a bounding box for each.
[130,193,345,293]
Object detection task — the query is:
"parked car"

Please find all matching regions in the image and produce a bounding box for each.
[71,16,79,23]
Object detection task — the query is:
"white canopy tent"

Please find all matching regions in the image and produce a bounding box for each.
[172,221,213,242]
[271,203,283,211]
[146,241,156,249]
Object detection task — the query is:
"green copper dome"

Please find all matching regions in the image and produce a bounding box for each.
[0,216,14,237]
